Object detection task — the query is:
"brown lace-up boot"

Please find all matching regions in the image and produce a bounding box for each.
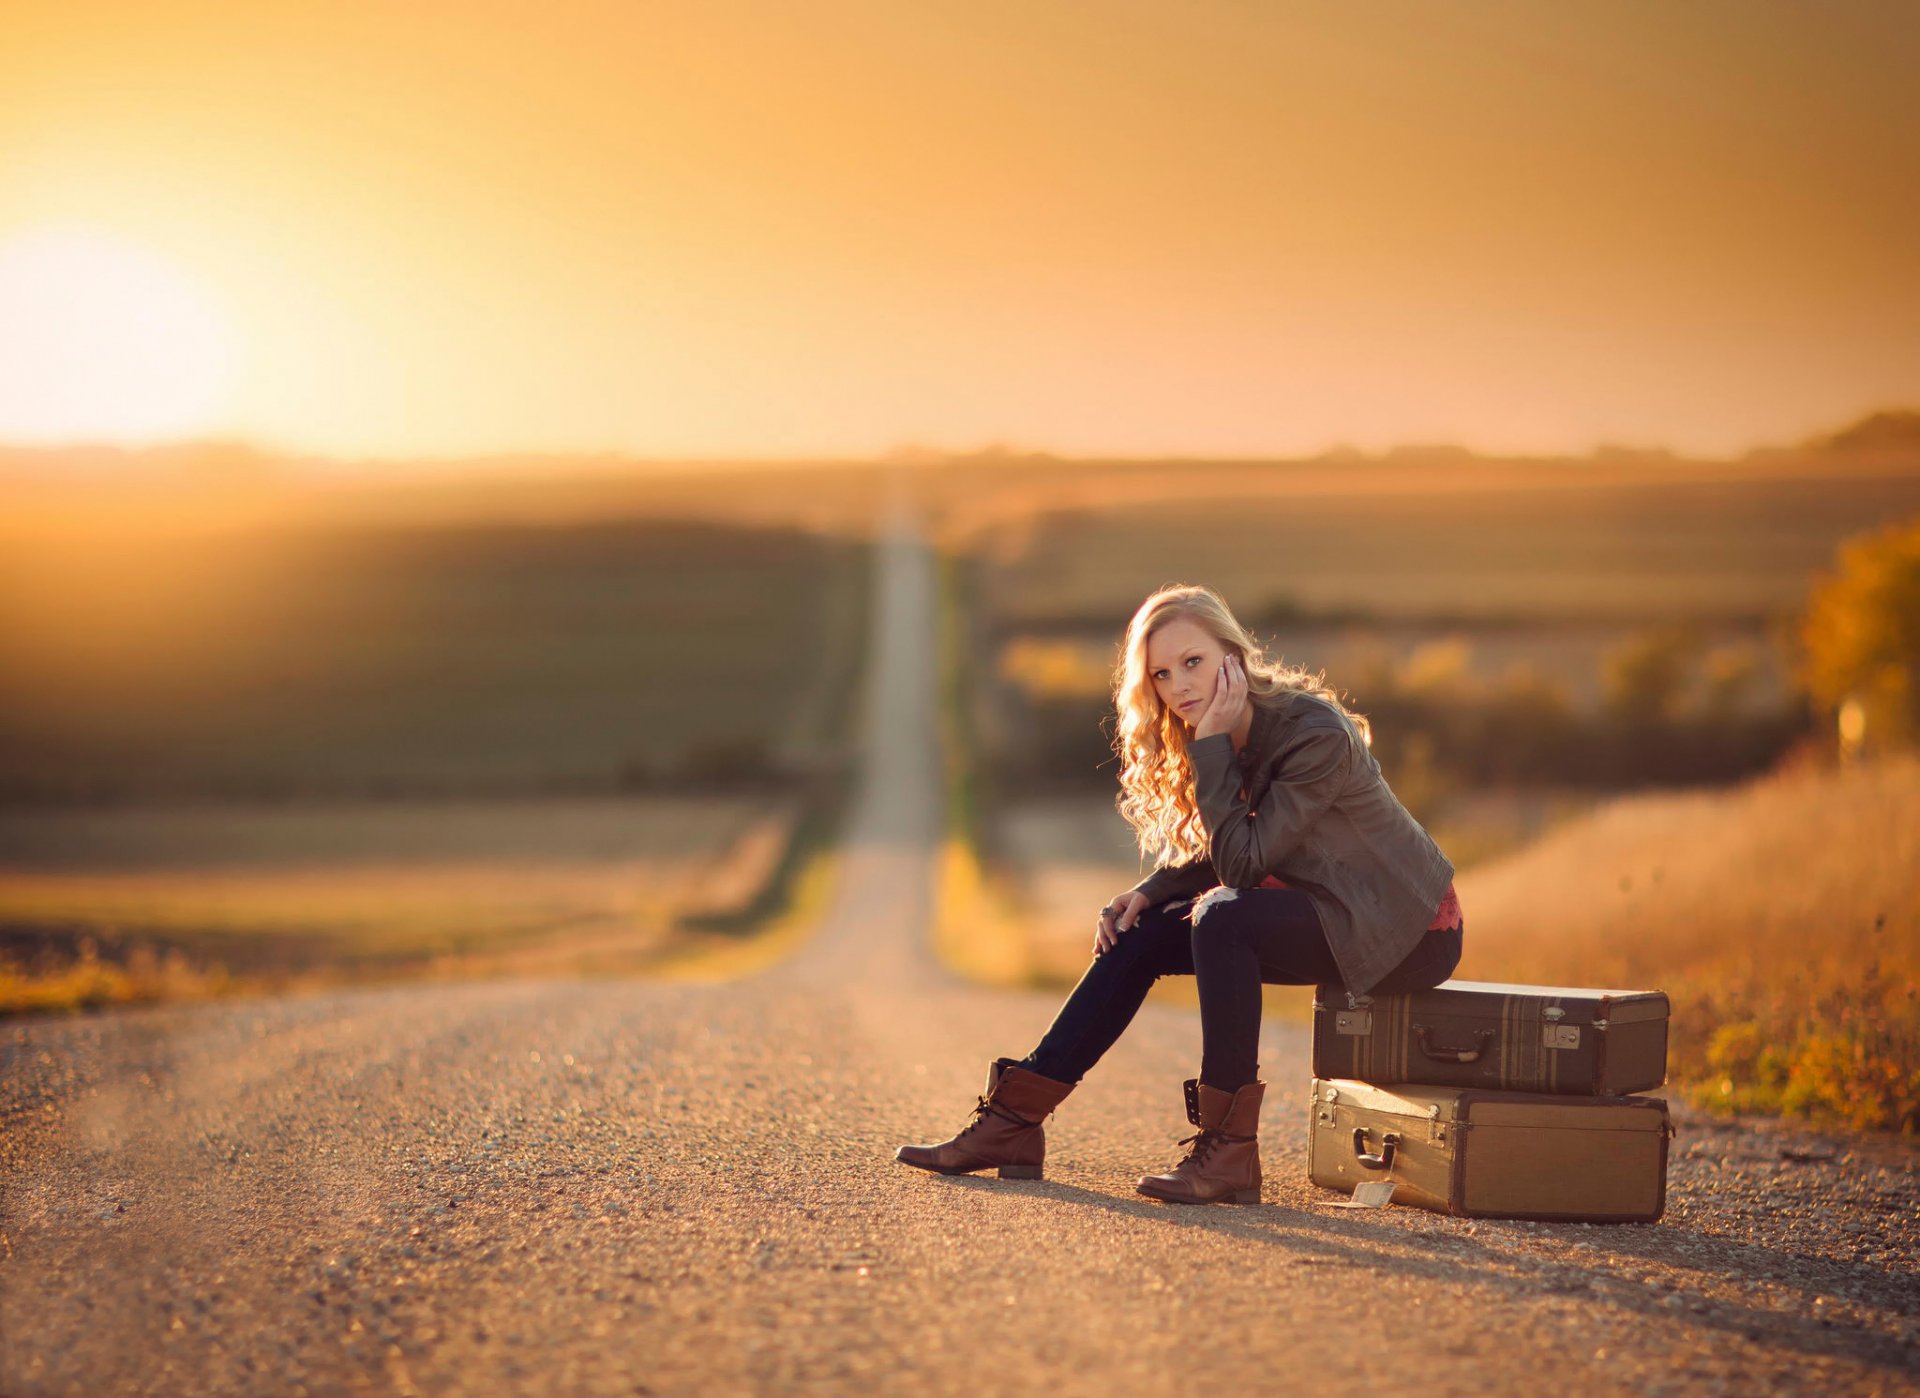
[1135,1078,1265,1205]
[895,1058,1076,1180]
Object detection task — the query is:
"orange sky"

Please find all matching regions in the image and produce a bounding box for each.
[1,1,1915,463]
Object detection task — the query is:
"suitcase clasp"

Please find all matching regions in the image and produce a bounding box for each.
[1543,1024,1582,1050]
[1334,1009,1373,1036]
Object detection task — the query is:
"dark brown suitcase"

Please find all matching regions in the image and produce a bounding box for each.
[1308,1077,1672,1222]
[1311,978,1670,1096]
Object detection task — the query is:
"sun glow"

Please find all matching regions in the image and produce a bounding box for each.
[0,226,240,444]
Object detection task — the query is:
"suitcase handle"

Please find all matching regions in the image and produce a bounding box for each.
[1351,1128,1399,1170]
[1413,1025,1495,1064]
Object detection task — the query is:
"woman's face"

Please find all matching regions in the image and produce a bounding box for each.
[1144,616,1230,726]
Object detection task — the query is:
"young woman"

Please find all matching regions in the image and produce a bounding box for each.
[896,584,1462,1204]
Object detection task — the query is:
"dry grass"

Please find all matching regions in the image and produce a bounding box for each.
[644,844,843,985]
[1458,755,1920,1131]
[933,838,1041,989]
[1455,756,1919,991]
[0,945,236,1015]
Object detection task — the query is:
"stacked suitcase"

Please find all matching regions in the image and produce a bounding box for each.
[1307,979,1676,1222]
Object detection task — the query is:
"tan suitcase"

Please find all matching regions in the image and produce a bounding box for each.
[1308,1077,1673,1222]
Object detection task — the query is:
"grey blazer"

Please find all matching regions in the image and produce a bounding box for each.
[1126,687,1455,997]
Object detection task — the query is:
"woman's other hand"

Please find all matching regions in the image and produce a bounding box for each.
[1193,652,1249,741]
[1094,891,1151,955]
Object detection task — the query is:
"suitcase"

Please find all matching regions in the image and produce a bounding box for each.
[1308,1077,1673,1222]
[1312,978,1670,1096]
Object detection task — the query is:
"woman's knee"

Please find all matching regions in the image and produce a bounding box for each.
[1186,885,1254,959]
[1188,884,1244,926]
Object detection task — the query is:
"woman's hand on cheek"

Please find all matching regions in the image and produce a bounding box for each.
[1193,654,1248,740]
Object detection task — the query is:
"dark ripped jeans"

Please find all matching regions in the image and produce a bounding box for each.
[1019,886,1463,1093]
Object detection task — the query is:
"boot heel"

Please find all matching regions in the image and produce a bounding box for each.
[1224,1188,1261,1204]
[997,1165,1043,1180]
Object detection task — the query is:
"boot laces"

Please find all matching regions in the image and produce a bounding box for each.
[1173,1124,1252,1167]
[957,1095,1033,1137]
[954,1095,992,1138]
[1174,1128,1224,1167]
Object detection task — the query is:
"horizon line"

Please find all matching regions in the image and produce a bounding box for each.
[0,404,1915,475]
[2,420,1916,475]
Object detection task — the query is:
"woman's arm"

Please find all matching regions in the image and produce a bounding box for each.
[1190,724,1352,887]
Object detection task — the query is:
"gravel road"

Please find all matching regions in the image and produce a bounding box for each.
[4,484,1917,1396]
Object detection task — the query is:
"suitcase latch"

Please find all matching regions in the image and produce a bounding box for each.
[1543,1024,1581,1050]
[1335,1009,1373,1036]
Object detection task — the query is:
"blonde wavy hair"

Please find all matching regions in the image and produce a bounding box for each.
[1112,584,1371,867]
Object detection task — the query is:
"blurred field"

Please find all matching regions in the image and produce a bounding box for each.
[0,460,882,1010]
[963,457,1920,746]
[970,465,1920,625]
[0,512,869,802]
[0,795,796,1013]
[1458,755,1920,1131]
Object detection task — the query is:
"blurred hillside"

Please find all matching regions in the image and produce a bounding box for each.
[0,516,868,804]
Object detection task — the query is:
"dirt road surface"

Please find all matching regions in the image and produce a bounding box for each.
[4,483,1918,1396]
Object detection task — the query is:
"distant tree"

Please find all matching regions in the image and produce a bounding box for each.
[1602,628,1699,726]
[1809,409,1920,456]
[1700,641,1763,722]
[1800,515,1920,754]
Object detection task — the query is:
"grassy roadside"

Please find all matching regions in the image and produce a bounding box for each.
[1458,755,1920,1134]
[0,795,855,1019]
[644,843,845,984]
[0,944,235,1016]
[930,546,1039,987]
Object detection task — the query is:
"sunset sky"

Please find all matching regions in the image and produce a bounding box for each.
[1,1,1915,464]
